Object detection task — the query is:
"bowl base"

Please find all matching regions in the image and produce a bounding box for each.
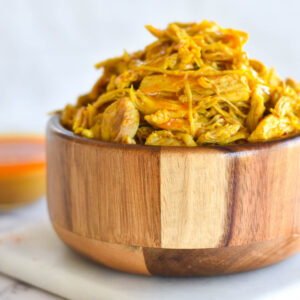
[53,223,300,276]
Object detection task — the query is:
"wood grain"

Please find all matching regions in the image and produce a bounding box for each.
[47,118,161,248]
[160,149,233,249]
[47,115,300,276]
[54,223,150,275]
[54,222,300,276]
[143,235,300,276]
[222,143,300,247]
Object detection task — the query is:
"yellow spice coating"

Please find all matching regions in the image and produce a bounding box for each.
[61,21,300,146]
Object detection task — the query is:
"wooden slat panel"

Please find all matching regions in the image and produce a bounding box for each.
[47,121,161,247]
[94,145,161,247]
[160,148,232,249]
[143,235,300,276]
[54,224,150,275]
[226,143,300,246]
[47,132,73,230]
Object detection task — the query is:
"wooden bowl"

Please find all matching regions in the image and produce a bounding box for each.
[47,115,300,276]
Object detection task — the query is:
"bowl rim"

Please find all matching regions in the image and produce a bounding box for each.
[48,114,300,152]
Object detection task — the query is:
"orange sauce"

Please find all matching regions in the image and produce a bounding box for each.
[0,135,46,209]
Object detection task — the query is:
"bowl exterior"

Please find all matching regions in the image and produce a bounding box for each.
[47,116,300,276]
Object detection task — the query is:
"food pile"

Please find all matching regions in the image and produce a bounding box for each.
[61,21,300,146]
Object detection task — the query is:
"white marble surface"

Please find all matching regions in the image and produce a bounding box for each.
[0,273,61,300]
[0,200,63,299]
[1,199,300,299]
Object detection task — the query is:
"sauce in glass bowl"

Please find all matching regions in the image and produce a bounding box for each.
[0,135,46,210]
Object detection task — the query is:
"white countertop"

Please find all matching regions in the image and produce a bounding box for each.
[0,273,61,300]
[1,199,300,300]
[0,201,62,300]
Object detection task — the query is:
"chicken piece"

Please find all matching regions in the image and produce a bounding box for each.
[72,107,88,135]
[121,135,136,144]
[71,105,100,139]
[246,85,267,132]
[273,96,295,117]
[248,115,294,142]
[136,126,154,144]
[267,68,282,86]
[197,124,248,145]
[202,42,237,64]
[115,70,139,90]
[61,104,76,129]
[140,74,250,102]
[286,78,300,96]
[101,97,139,142]
[89,113,103,139]
[93,88,129,109]
[165,23,203,69]
[250,59,269,81]
[145,130,196,146]
[140,75,185,94]
[144,109,190,134]
[130,89,185,115]
[206,74,250,101]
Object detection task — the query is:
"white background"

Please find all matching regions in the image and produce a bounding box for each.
[0,0,299,133]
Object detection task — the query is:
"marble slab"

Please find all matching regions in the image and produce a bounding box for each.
[0,273,61,300]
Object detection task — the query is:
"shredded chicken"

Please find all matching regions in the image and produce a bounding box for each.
[60,21,300,146]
